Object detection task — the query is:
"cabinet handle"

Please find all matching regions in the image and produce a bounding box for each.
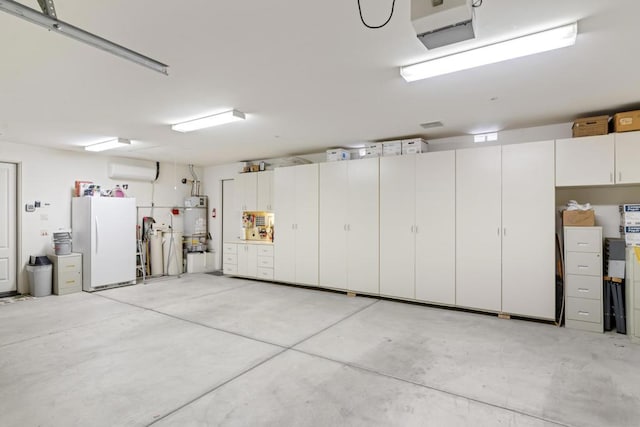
[347,224,351,231]
[410,225,414,233]
[503,228,507,236]
[415,225,418,233]
[578,265,589,268]
[497,227,500,236]
[578,288,589,293]
[610,173,613,183]
[578,311,590,316]
[344,224,347,231]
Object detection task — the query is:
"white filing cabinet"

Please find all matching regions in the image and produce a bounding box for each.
[625,248,640,343]
[222,243,238,275]
[48,253,82,295]
[564,226,603,333]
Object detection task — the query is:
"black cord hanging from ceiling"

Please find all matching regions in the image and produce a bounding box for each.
[357,0,396,29]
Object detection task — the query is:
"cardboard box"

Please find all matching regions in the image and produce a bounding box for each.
[614,110,640,133]
[326,149,350,162]
[362,143,382,158]
[382,141,402,156]
[572,115,609,137]
[402,138,428,154]
[562,210,595,226]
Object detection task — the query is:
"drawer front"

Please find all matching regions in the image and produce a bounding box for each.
[566,297,602,324]
[257,245,274,256]
[564,227,601,253]
[257,256,274,268]
[566,274,602,300]
[223,263,238,275]
[257,267,274,280]
[223,254,237,265]
[58,271,81,288]
[223,244,237,255]
[565,252,602,276]
[58,255,82,272]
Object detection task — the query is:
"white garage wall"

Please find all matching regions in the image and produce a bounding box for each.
[0,140,200,293]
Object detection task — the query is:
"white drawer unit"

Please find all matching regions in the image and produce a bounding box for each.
[223,242,274,281]
[258,245,274,257]
[48,253,82,295]
[257,256,274,268]
[223,263,238,275]
[223,243,237,255]
[257,267,274,280]
[222,242,238,275]
[223,253,238,265]
[564,226,603,333]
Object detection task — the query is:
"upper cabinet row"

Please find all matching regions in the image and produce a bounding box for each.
[235,171,274,211]
[556,131,640,186]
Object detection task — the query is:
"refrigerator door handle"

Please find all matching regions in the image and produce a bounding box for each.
[95,217,99,254]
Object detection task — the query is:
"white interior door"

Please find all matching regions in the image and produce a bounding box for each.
[0,163,17,294]
[380,155,416,299]
[456,146,502,312]
[294,164,319,286]
[347,157,379,294]
[319,162,348,289]
[502,141,555,319]
[274,167,296,283]
[415,151,456,305]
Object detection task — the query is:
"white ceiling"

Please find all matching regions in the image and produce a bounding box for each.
[0,0,638,166]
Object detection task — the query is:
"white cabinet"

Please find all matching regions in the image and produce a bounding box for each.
[625,247,640,343]
[555,134,615,186]
[237,243,258,277]
[222,243,238,275]
[235,172,258,211]
[380,151,455,303]
[274,164,319,286]
[257,171,274,211]
[456,145,502,312]
[319,158,379,294]
[501,141,556,319]
[456,141,555,319]
[48,253,82,295]
[564,226,603,333]
[614,131,640,184]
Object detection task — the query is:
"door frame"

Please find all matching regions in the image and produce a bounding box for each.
[0,161,20,297]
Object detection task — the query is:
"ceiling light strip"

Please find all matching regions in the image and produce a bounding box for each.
[401,22,578,82]
[0,0,168,75]
[171,110,246,133]
[85,138,131,152]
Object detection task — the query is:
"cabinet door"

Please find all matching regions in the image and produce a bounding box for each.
[456,146,502,312]
[415,151,455,305]
[257,171,274,211]
[246,244,258,278]
[274,167,296,283]
[615,132,640,184]
[347,157,379,294]
[294,164,319,286]
[555,135,615,186]
[380,155,416,299]
[319,162,348,290]
[502,141,555,319]
[237,244,249,276]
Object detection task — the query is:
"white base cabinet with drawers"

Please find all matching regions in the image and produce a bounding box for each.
[223,242,274,280]
[564,226,603,333]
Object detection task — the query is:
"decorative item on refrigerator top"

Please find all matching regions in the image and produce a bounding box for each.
[402,138,428,154]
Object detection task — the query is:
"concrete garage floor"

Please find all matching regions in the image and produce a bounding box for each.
[1,274,639,426]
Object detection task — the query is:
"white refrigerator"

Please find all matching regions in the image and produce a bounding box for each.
[72,197,137,291]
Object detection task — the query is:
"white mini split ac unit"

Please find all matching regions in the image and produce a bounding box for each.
[108,159,158,182]
[411,0,476,49]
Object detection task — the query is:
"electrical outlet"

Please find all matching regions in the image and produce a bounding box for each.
[40,230,48,236]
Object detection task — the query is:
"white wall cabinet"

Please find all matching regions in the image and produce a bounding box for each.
[274,163,319,286]
[556,134,615,186]
[257,170,274,211]
[319,157,379,294]
[235,172,258,211]
[457,141,555,319]
[614,131,640,184]
[380,151,455,303]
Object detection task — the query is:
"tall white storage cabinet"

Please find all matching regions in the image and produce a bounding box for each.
[456,145,502,312]
[456,141,555,318]
[274,164,319,286]
[71,197,136,291]
[319,158,379,294]
[380,151,456,303]
[501,141,555,319]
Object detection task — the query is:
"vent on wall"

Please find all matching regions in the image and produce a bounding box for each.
[108,159,159,182]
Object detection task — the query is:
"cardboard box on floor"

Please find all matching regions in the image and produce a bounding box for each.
[563,210,596,226]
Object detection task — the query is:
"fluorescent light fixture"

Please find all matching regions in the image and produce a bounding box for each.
[85,138,131,152]
[171,109,246,133]
[401,22,578,82]
[473,132,498,143]
[0,0,168,74]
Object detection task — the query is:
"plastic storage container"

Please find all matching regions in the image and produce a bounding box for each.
[27,256,52,297]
